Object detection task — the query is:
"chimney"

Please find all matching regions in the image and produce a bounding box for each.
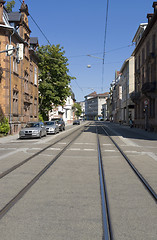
[0,0,6,25]
[147,13,154,24]
[152,2,157,13]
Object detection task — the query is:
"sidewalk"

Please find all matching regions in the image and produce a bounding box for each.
[0,133,19,144]
[113,122,157,140]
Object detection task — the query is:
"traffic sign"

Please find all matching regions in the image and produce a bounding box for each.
[144,99,149,107]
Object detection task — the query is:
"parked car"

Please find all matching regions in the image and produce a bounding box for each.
[51,118,65,131]
[19,122,47,139]
[44,121,59,134]
[73,120,80,125]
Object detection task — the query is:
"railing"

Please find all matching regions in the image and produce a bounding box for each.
[141,82,156,93]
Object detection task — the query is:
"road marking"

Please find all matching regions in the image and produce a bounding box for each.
[125,151,140,153]
[103,144,112,146]
[74,142,95,145]
[69,148,81,151]
[0,148,28,160]
[125,151,157,162]
[84,149,95,151]
[119,136,139,147]
[104,150,117,152]
[146,152,157,162]
[49,148,61,150]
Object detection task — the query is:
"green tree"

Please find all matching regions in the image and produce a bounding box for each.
[73,103,82,118]
[37,44,74,120]
[5,1,15,13]
[0,117,10,135]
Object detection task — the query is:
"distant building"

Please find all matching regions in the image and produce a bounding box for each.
[78,101,85,120]
[85,91,109,120]
[120,56,135,124]
[49,90,76,124]
[0,1,39,134]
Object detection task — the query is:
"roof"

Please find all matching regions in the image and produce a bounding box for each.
[8,12,21,22]
[85,91,109,98]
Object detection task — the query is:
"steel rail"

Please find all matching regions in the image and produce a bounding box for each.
[0,123,90,180]
[0,125,86,219]
[96,125,113,240]
[101,125,157,202]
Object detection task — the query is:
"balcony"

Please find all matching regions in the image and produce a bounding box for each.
[130,91,141,103]
[141,82,156,94]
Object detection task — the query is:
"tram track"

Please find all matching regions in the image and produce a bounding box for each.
[0,123,90,180]
[96,125,113,240]
[0,122,156,239]
[0,124,89,219]
[100,123,157,202]
[96,122,157,239]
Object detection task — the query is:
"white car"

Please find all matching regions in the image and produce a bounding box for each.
[44,121,59,134]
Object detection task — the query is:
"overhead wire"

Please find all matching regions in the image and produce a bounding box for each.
[102,0,110,92]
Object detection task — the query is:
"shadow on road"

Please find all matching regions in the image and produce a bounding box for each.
[84,121,157,141]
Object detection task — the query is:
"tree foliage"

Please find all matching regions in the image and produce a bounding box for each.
[73,103,82,118]
[0,117,10,135]
[37,44,75,120]
[5,1,15,13]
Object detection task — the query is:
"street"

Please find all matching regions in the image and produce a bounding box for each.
[0,122,157,240]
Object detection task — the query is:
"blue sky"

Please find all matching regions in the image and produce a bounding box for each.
[13,0,154,102]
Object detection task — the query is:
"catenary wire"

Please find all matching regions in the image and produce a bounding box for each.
[101,0,110,92]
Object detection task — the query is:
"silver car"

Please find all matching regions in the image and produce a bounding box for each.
[44,121,59,134]
[19,122,47,139]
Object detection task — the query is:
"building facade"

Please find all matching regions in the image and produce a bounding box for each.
[120,56,135,124]
[85,91,109,120]
[0,1,39,134]
[49,91,76,125]
[131,2,157,131]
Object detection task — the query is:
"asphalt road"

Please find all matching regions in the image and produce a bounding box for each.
[0,121,157,240]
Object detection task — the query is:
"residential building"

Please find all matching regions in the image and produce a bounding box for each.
[120,56,135,124]
[131,2,157,131]
[49,90,76,125]
[0,1,39,134]
[79,101,85,120]
[85,91,109,120]
[110,71,121,122]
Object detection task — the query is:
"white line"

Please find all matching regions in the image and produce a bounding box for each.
[146,152,157,162]
[104,150,117,152]
[119,136,139,147]
[0,148,28,160]
[84,149,95,151]
[49,148,61,150]
[74,143,95,145]
[103,144,112,146]
[69,148,81,151]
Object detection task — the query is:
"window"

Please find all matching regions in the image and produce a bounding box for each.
[152,34,156,53]
[13,90,18,115]
[138,55,140,69]
[30,63,33,83]
[142,67,144,84]
[150,98,155,118]
[146,41,150,57]
[142,48,145,65]
[13,57,18,73]
[34,67,37,85]
[34,98,38,117]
